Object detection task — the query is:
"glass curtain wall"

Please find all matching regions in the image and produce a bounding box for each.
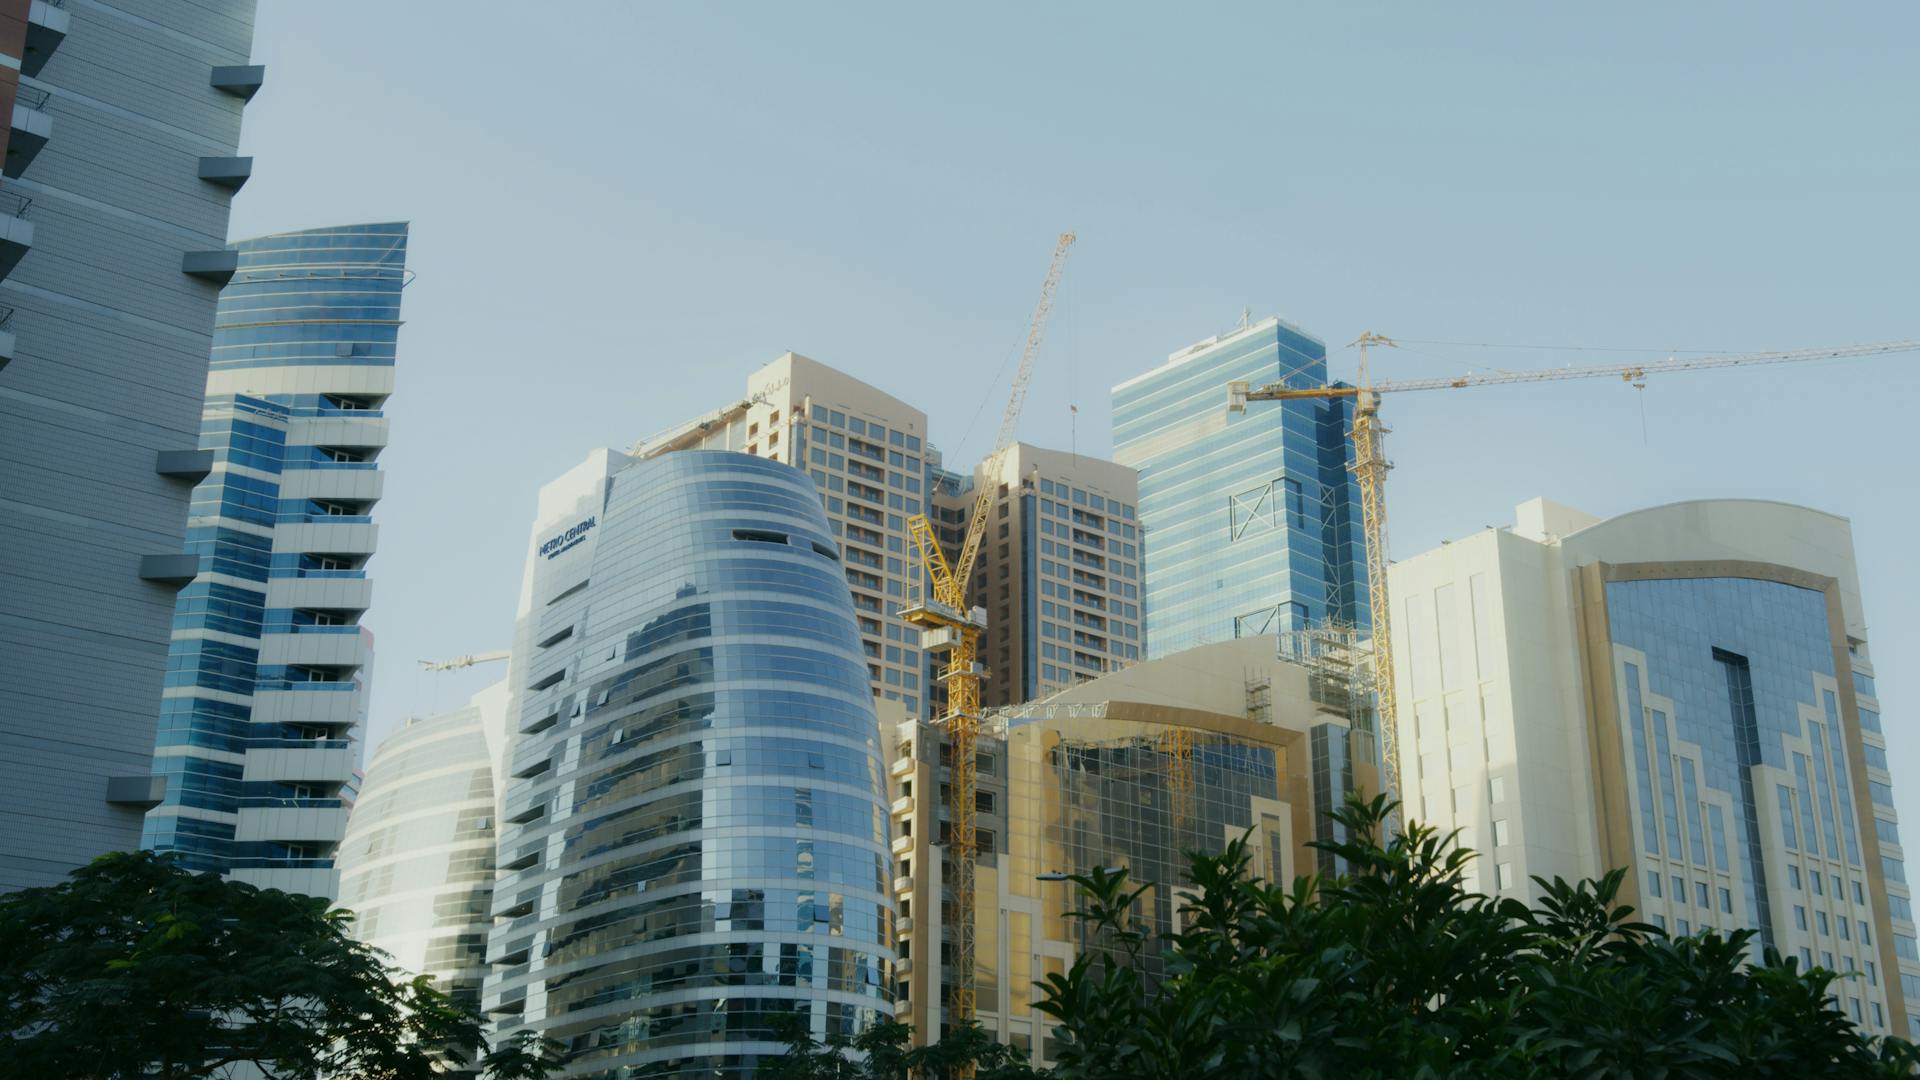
[486,452,896,1079]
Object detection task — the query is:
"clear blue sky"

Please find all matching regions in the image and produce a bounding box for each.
[230,2,1919,829]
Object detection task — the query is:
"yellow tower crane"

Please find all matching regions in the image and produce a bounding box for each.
[903,232,1075,1030]
[1230,337,1920,833]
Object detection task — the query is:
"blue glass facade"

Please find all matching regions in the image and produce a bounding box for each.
[1111,319,1366,657]
[488,452,895,1079]
[1608,577,1881,974]
[1113,320,1369,865]
[142,224,408,884]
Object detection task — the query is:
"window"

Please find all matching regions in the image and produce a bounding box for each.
[1489,776,1506,803]
[1648,872,1662,898]
[1789,865,1802,889]
[1720,887,1732,913]
[1696,881,1709,907]
[1496,862,1515,890]
[1817,911,1829,935]
[1493,819,1510,846]
[1795,906,1808,931]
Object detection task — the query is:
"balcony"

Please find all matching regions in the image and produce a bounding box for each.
[0,190,32,281]
[234,804,348,843]
[242,745,357,785]
[259,631,365,669]
[21,1,68,78]
[182,248,238,284]
[197,155,252,192]
[274,520,378,556]
[138,553,200,586]
[104,774,166,809]
[210,64,266,101]
[0,306,14,371]
[277,466,384,504]
[6,83,51,178]
[251,687,360,730]
[289,414,391,450]
[155,449,214,483]
[229,866,336,897]
[266,574,374,614]
[891,833,914,855]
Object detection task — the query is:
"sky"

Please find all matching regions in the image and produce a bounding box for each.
[230,3,1919,828]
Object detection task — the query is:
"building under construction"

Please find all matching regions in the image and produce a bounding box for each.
[886,635,1378,1064]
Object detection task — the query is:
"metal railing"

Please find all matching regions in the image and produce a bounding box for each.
[0,306,14,331]
[13,83,50,111]
[0,190,32,218]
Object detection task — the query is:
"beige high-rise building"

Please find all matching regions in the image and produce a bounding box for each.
[1392,496,1909,1037]
[888,636,1375,1061]
[638,353,934,718]
[933,443,1142,709]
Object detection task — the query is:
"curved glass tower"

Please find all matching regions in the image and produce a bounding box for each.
[338,682,506,1013]
[142,223,408,896]
[488,451,895,1079]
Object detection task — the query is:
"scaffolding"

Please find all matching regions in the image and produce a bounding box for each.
[1276,621,1378,763]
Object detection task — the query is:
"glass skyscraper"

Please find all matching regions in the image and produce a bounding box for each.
[487,450,895,1079]
[339,681,507,1017]
[141,223,408,897]
[1111,316,1366,656]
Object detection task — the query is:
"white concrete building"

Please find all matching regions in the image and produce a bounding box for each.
[1392,497,1910,1036]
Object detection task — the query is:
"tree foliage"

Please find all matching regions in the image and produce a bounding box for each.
[763,1017,1040,1080]
[1033,795,1920,1078]
[0,850,556,1080]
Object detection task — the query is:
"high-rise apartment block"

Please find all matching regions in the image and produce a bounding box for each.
[486,450,897,1078]
[639,353,933,719]
[888,636,1374,1061]
[1393,497,1911,1037]
[0,0,261,891]
[934,442,1142,708]
[338,681,507,1015]
[1112,316,1366,655]
[139,224,408,898]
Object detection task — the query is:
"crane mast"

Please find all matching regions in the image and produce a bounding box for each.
[1229,337,1920,832]
[903,232,1075,1032]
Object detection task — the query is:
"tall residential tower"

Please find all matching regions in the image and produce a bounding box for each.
[142,224,409,897]
[934,442,1142,708]
[0,0,261,891]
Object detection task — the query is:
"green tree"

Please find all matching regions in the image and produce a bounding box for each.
[1033,796,1920,1079]
[0,850,556,1080]
[764,1016,1041,1080]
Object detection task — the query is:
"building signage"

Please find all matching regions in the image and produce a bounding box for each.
[539,516,597,560]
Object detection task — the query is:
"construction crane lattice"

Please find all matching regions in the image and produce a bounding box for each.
[903,233,1075,1032]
